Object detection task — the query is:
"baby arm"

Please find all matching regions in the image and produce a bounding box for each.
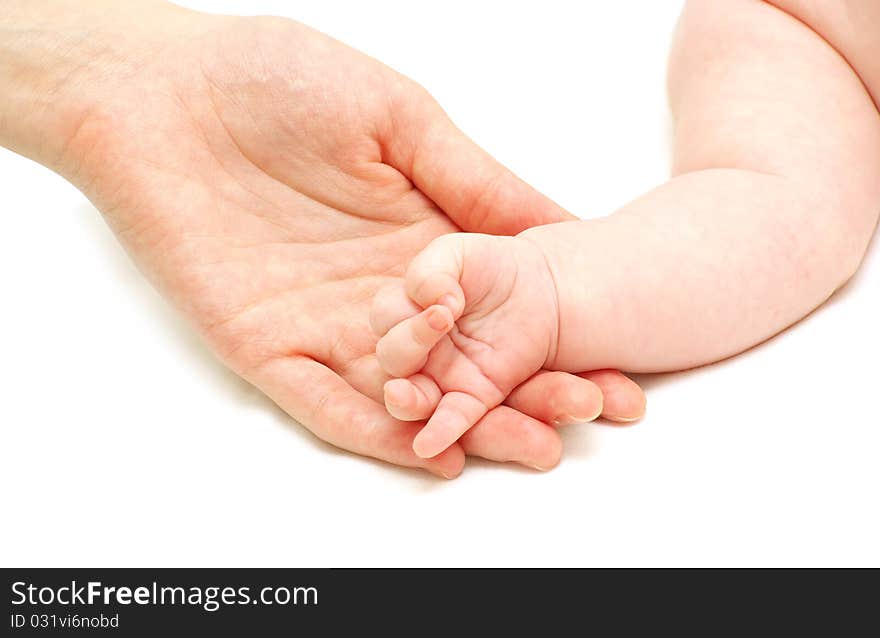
[523,0,880,373]
[371,0,880,458]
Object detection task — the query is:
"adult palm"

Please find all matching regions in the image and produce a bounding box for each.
[39,4,643,476]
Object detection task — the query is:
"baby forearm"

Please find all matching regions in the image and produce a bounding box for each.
[522,169,872,372]
[520,0,880,374]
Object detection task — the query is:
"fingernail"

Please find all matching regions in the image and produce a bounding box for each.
[605,415,642,424]
[425,307,449,331]
[529,464,551,472]
[553,409,602,427]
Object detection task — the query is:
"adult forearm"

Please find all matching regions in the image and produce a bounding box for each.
[2,0,107,165]
[0,0,192,172]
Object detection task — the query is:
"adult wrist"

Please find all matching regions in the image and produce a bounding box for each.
[0,0,194,175]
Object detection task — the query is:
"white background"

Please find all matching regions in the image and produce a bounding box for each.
[2,1,878,567]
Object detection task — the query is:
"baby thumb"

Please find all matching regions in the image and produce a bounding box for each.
[404,234,468,316]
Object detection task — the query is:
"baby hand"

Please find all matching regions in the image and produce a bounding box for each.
[370,233,560,458]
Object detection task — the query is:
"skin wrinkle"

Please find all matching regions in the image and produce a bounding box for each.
[203,68,413,230]
[131,87,423,251]
[52,106,99,175]
[457,244,518,328]
[461,170,510,232]
[439,332,507,407]
[198,33,418,228]
[375,72,410,168]
[338,352,384,386]
[519,234,561,370]
[374,70,427,172]
[458,236,498,319]
[178,81,308,241]
[59,107,124,198]
[299,356,352,439]
[764,0,880,112]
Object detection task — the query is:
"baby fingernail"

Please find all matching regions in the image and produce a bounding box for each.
[425,307,449,331]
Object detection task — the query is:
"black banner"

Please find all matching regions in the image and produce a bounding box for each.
[1,568,872,634]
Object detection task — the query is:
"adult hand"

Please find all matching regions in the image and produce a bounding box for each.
[1,1,645,476]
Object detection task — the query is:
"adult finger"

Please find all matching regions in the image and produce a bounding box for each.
[505,370,604,426]
[460,405,563,471]
[383,87,578,235]
[250,354,465,478]
[576,369,647,423]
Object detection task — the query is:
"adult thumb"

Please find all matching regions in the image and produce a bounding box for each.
[382,86,576,235]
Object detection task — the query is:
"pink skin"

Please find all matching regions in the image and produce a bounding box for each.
[375,0,880,459]
[373,234,561,458]
[0,1,647,476]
